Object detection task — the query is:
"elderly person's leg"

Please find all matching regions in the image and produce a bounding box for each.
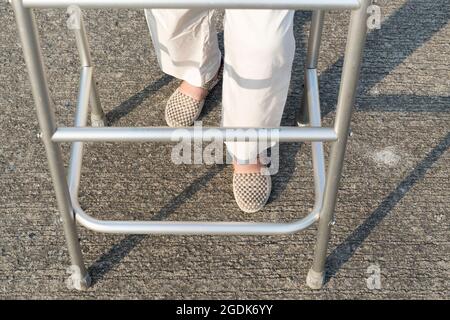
[145,9,222,127]
[223,10,295,212]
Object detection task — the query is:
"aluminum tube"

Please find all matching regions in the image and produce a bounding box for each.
[306,69,326,209]
[67,67,91,194]
[67,141,319,234]
[67,151,319,234]
[309,0,370,283]
[70,7,91,67]
[70,9,105,123]
[73,67,92,127]
[10,0,90,289]
[69,149,320,235]
[23,0,361,10]
[306,10,325,69]
[306,69,322,128]
[73,202,319,235]
[52,126,338,143]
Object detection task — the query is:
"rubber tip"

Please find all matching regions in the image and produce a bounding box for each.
[297,121,308,127]
[91,114,106,127]
[296,106,309,127]
[73,273,92,291]
[306,268,325,290]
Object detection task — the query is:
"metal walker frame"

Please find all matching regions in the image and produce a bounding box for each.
[11,0,370,290]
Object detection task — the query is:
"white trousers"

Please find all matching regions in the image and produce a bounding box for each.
[145,9,296,162]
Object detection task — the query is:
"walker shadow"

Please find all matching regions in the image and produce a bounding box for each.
[105,73,172,125]
[318,0,450,116]
[87,165,225,286]
[277,0,450,284]
[272,0,450,202]
[318,0,450,283]
[88,1,450,285]
[324,132,450,284]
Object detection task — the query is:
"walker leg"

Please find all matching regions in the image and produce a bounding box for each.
[11,0,90,290]
[68,6,106,127]
[297,10,325,126]
[89,80,105,127]
[307,1,370,290]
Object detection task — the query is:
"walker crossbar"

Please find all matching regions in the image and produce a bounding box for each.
[11,0,370,290]
[52,127,338,142]
[22,0,361,10]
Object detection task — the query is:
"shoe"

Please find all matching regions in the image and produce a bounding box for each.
[233,171,272,213]
[165,62,223,127]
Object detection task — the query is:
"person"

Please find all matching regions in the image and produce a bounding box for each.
[145,9,295,212]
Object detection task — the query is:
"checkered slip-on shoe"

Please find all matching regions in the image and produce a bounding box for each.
[233,172,272,213]
[165,63,223,127]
